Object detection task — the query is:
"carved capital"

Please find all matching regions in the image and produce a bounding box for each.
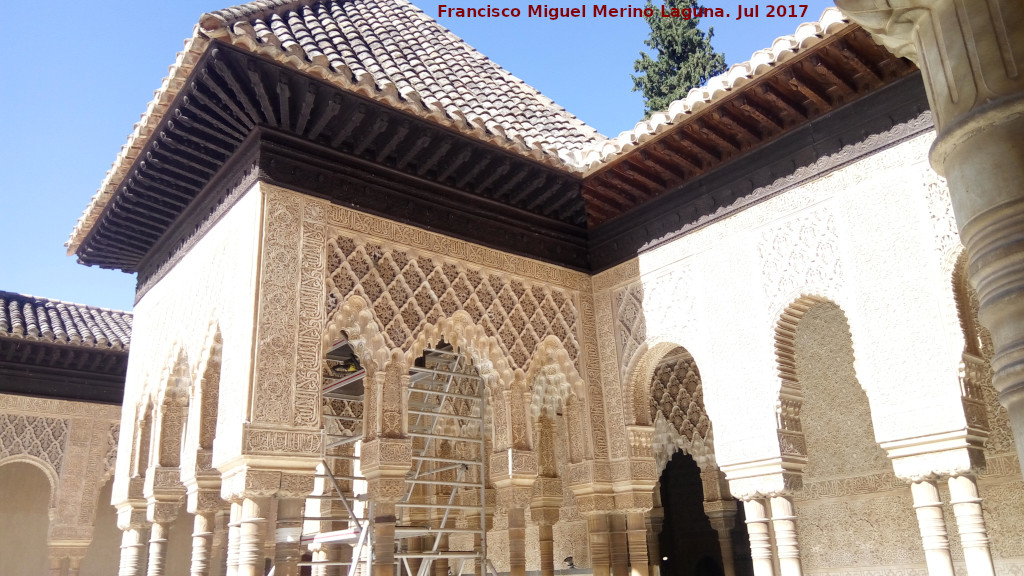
[882,434,985,482]
[367,477,407,504]
[220,467,281,501]
[489,449,538,484]
[495,485,535,510]
[361,437,412,478]
[835,0,1024,136]
[187,488,226,515]
[530,506,560,526]
[115,504,149,531]
[720,459,802,500]
[147,500,180,524]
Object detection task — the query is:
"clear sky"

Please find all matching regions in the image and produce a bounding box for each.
[0,0,835,312]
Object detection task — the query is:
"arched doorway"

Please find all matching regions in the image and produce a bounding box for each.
[0,461,52,575]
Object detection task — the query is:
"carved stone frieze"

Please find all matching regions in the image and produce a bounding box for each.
[243,426,324,456]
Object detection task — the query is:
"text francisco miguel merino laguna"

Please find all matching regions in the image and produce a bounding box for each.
[436,4,809,19]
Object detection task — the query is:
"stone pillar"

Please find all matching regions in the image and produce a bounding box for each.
[704,500,738,576]
[608,513,629,576]
[768,496,802,576]
[948,475,995,576]
[274,498,305,576]
[742,499,774,576]
[49,555,64,576]
[910,480,955,576]
[67,555,84,576]
[117,504,149,573]
[190,510,216,576]
[147,520,172,576]
[646,496,663,576]
[237,496,270,576]
[586,512,612,576]
[210,509,228,576]
[834,0,1024,480]
[625,511,649,576]
[533,507,560,576]
[371,500,398,576]
[226,502,243,576]
[507,507,528,576]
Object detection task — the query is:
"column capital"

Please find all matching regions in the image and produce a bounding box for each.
[880,433,985,482]
[720,458,802,500]
[835,0,1024,136]
[361,437,413,478]
[219,463,318,502]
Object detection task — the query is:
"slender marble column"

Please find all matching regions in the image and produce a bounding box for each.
[769,496,802,576]
[742,500,774,576]
[587,513,612,576]
[911,480,954,576]
[948,475,995,576]
[646,504,663,576]
[238,497,269,576]
[225,502,242,576]
[147,522,170,576]
[119,526,149,576]
[625,511,650,576]
[274,498,304,576]
[705,501,738,576]
[67,555,83,576]
[48,555,63,576]
[191,510,216,576]
[372,502,397,576]
[609,513,629,576]
[508,508,528,576]
[211,510,229,576]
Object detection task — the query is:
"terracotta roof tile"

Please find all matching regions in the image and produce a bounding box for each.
[0,291,132,350]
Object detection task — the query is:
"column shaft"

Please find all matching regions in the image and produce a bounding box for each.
[274,499,304,576]
[225,502,242,576]
[191,511,215,576]
[538,523,555,576]
[625,511,649,576]
[609,513,628,576]
[948,475,995,576]
[911,480,955,576]
[742,500,774,576]
[372,502,397,576]
[147,522,169,576]
[238,497,269,576]
[587,513,611,576]
[507,508,527,576]
[119,526,149,576]
[769,496,802,576]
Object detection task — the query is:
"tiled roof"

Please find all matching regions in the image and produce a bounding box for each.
[0,291,132,350]
[572,8,852,173]
[200,0,601,153]
[68,0,603,255]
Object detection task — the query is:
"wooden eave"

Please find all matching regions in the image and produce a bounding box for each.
[0,337,129,404]
[76,41,587,274]
[580,25,918,227]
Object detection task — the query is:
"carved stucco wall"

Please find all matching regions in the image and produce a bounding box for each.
[789,302,923,574]
[598,126,970,480]
[115,182,263,505]
[0,393,120,548]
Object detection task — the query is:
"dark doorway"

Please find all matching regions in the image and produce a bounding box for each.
[658,452,722,576]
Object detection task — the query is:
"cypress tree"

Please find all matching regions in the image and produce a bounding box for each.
[632,0,727,117]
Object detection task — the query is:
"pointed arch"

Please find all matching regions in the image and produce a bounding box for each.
[182,323,224,482]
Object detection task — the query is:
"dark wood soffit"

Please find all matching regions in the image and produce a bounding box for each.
[581,25,918,227]
[588,71,932,272]
[0,339,128,404]
[78,40,586,274]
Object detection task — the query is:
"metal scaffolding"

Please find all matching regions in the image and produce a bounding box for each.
[302,339,489,576]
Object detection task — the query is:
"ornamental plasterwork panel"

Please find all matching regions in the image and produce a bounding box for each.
[260,184,610,460]
[324,233,581,373]
[0,414,69,473]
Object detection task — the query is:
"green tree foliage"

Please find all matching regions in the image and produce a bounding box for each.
[632,0,727,117]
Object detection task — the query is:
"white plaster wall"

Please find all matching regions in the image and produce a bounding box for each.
[599,130,969,471]
[113,183,264,504]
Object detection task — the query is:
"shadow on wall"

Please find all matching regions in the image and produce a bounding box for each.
[0,462,50,575]
[79,477,121,576]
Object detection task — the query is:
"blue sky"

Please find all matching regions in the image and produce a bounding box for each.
[0,0,835,312]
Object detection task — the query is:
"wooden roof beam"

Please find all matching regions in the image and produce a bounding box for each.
[835,39,882,83]
[582,188,626,219]
[619,158,668,192]
[641,147,690,182]
[490,165,529,199]
[295,83,317,135]
[654,140,704,172]
[509,172,550,205]
[737,95,785,132]
[245,60,277,126]
[474,161,511,194]
[811,56,855,96]
[696,119,741,154]
[436,145,473,182]
[352,116,389,156]
[758,83,808,120]
[396,133,431,170]
[455,153,492,189]
[784,69,832,110]
[588,179,638,209]
[672,130,721,165]
[375,121,410,163]
[415,136,453,176]
[329,104,367,148]
[713,108,763,142]
[307,94,343,140]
